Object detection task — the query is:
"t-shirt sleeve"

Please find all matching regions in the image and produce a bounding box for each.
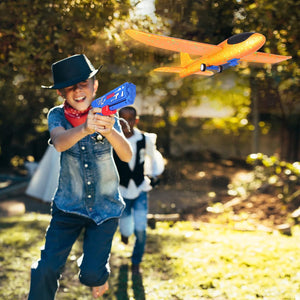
[47,106,66,133]
[144,133,165,177]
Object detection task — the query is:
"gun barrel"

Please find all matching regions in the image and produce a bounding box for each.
[91,82,136,114]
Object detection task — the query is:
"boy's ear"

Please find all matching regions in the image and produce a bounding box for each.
[93,79,99,95]
[135,116,140,125]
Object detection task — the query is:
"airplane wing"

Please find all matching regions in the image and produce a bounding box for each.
[126,29,221,56]
[240,52,292,64]
[153,67,214,76]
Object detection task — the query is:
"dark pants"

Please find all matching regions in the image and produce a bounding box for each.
[28,203,118,300]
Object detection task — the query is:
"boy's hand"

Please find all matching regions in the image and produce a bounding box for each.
[85,108,115,136]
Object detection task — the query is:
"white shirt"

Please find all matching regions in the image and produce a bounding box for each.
[118,128,163,199]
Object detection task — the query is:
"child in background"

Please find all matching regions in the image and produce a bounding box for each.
[113,106,164,275]
[28,54,132,299]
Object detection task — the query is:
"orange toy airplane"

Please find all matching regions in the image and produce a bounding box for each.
[125,29,291,78]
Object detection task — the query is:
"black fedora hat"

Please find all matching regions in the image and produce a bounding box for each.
[42,54,100,89]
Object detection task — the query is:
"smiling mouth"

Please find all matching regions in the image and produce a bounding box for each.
[75,96,86,103]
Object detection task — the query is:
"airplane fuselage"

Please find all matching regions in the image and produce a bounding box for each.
[179,32,266,77]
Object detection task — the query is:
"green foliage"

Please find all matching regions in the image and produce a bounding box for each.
[2,215,300,299]
[0,0,132,166]
[156,0,241,42]
[245,153,300,202]
[0,0,299,166]
[148,1,245,156]
[202,74,252,136]
[235,0,299,160]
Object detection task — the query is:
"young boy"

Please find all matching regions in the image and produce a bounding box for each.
[113,106,164,275]
[28,54,132,299]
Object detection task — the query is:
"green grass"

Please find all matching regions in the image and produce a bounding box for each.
[1,214,300,299]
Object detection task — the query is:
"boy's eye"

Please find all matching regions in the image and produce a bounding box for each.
[64,80,89,92]
[64,86,73,92]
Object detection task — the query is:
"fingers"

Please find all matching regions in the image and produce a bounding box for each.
[91,107,102,114]
[86,109,115,135]
[94,115,114,131]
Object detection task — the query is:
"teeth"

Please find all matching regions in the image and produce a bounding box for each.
[75,96,85,101]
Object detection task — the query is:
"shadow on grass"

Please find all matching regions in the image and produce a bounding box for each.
[0,215,195,299]
[146,229,191,258]
[0,218,48,231]
[107,229,193,299]
[115,264,129,300]
[114,264,145,300]
[132,272,145,300]
[0,217,49,253]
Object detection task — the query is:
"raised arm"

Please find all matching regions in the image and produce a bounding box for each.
[105,129,132,162]
[50,124,88,152]
[50,107,132,162]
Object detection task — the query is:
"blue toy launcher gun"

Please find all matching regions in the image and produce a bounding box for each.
[91,82,136,142]
[91,82,136,115]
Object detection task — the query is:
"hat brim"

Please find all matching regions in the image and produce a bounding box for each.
[41,68,100,89]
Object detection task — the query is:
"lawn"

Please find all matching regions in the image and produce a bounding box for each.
[1,213,300,299]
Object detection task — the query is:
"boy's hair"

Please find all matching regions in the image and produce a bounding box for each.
[119,106,137,118]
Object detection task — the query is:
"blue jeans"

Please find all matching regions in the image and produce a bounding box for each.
[119,191,148,265]
[28,203,118,300]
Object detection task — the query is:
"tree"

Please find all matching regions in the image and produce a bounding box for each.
[142,0,245,157]
[151,0,299,160]
[0,0,132,166]
[234,0,299,160]
[0,0,298,167]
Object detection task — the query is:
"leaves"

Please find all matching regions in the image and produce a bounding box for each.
[0,0,298,165]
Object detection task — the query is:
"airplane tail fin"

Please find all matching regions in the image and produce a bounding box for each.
[153,53,193,73]
[180,52,193,66]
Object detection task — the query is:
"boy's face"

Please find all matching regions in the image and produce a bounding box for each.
[57,78,98,111]
[119,109,137,138]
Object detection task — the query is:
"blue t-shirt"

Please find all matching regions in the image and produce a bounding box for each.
[48,105,124,225]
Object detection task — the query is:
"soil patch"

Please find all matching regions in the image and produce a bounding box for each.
[151,159,300,229]
[1,159,299,229]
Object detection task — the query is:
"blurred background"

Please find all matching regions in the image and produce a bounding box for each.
[0,0,298,170]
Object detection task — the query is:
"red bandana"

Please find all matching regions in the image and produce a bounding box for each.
[63,101,91,127]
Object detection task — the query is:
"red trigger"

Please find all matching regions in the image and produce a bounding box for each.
[102,105,117,116]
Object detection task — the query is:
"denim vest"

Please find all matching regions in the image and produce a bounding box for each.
[48,105,124,225]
